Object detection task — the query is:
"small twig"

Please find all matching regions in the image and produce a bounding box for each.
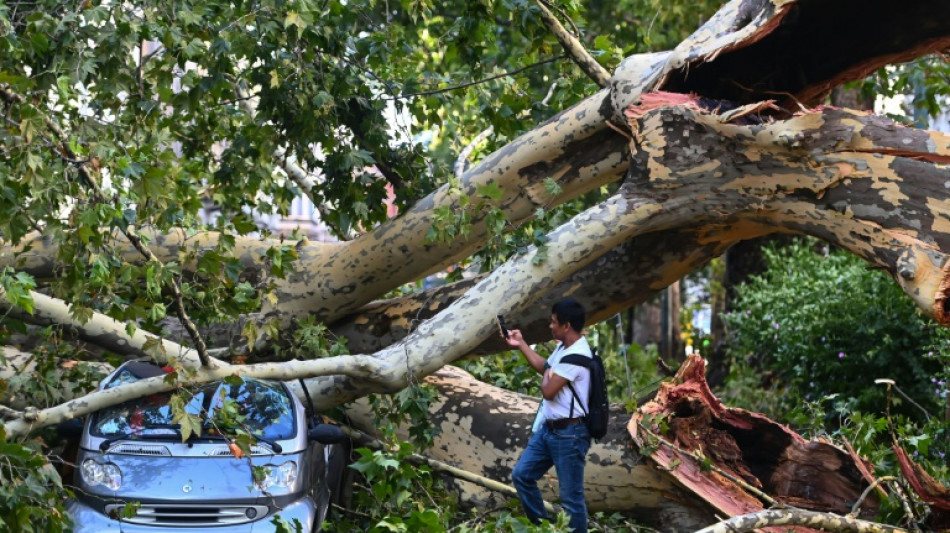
[338,424,558,515]
[329,501,372,519]
[850,476,898,516]
[874,379,932,421]
[885,479,923,533]
[454,126,494,178]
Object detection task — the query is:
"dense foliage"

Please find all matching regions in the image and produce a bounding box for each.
[719,239,950,499]
[0,0,722,529]
[722,239,946,421]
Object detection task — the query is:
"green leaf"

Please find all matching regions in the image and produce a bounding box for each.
[475,182,503,201]
[284,11,306,30]
[120,501,141,519]
[170,394,202,441]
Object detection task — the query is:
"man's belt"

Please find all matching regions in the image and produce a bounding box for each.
[545,417,584,430]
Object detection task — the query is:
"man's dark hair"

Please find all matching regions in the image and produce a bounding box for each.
[552,298,586,333]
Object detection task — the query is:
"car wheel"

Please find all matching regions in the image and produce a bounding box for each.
[329,440,356,512]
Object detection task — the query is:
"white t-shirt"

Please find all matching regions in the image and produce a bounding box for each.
[532,337,592,432]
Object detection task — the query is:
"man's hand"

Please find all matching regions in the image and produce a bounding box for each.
[505,328,526,348]
[506,329,546,374]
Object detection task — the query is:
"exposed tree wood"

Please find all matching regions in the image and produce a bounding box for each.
[632,355,880,532]
[893,445,950,530]
[341,361,902,532]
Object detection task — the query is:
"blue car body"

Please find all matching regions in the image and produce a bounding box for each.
[67,361,345,532]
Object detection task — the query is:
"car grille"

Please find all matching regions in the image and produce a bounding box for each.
[209,444,272,456]
[108,443,171,456]
[104,503,270,526]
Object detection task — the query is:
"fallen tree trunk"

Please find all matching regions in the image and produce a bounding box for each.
[343,365,722,532]
[343,360,898,532]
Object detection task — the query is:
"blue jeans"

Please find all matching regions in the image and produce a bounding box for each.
[512,423,591,533]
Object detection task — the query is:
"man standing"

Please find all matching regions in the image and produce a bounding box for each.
[504,298,592,533]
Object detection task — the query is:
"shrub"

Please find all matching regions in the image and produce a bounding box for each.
[723,239,944,422]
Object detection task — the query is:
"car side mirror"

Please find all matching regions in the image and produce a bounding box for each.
[56,418,84,440]
[308,424,346,444]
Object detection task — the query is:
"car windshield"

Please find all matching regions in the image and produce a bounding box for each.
[91,372,296,441]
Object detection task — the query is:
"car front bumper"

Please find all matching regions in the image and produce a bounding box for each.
[67,497,317,533]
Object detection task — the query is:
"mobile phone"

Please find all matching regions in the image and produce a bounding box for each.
[496,315,510,339]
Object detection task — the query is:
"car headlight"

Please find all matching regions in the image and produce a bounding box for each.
[81,459,122,490]
[256,461,297,491]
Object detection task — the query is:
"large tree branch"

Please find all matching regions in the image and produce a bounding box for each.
[626,98,950,323]
[696,509,908,533]
[329,226,748,355]
[7,98,950,436]
[342,365,713,529]
[7,0,950,337]
[3,180,738,435]
[0,287,217,369]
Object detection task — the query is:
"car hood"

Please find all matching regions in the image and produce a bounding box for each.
[78,449,305,502]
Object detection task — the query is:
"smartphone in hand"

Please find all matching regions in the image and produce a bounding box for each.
[496,315,510,339]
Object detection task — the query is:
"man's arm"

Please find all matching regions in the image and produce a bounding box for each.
[541,371,569,400]
[504,329,547,374]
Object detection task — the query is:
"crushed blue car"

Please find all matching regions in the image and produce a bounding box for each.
[65,360,348,532]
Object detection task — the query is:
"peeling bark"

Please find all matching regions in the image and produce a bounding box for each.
[894,445,950,529]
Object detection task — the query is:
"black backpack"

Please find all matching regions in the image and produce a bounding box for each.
[561,349,609,440]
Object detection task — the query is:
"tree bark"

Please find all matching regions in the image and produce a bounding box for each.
[341,359,895,532]
[343,365,721,532]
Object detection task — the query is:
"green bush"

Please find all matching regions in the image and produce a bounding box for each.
[723,239,944,422]
[0,428,72,533]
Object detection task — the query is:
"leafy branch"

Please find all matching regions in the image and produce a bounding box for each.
[0,84,213,367]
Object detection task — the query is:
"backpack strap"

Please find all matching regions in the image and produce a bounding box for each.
[565,382,588,419]
[560,353,592,419]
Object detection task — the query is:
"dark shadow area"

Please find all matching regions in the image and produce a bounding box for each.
[663,0,950,113]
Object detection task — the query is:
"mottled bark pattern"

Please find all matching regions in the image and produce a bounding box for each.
[695,509,907,533]
[345,365,716,531]
[628,100,950,323]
